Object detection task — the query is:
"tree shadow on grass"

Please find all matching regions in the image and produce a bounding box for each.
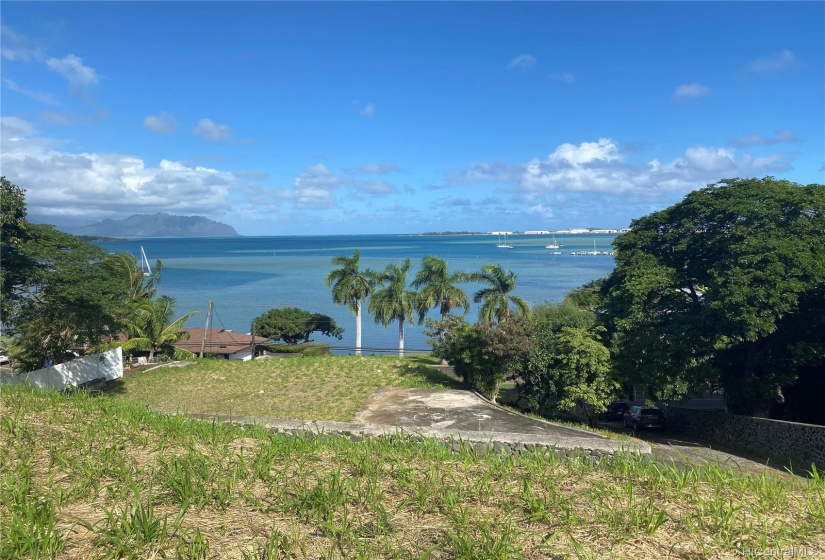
[98,378,127,396]
[401,358,464,390]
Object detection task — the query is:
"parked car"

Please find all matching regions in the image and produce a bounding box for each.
[600,401,630,422]
[623,406,666,430]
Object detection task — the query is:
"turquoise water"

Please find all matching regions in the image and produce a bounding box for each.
[95,234,618,354]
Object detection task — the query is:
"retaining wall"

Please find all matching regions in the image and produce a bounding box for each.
[1,348,123,391]
[664,407,825,469]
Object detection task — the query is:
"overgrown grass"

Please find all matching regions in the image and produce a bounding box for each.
[2,385,823,559]
[103,354,461,422]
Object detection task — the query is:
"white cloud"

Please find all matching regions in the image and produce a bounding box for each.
[0,117,236,223]
[447,161,522,184]
[671,83,711,102]
[46,54,99,87]
[550,72,576,84]
[444,197,472,207]
[40,111,74,126]
[39,106,110,127]
[143,112,177,134]
[353,163,398,174]
[360,103,376,117]
[450,137,795,204]
[354,180,399,196]
[1,116,39,138]
[507,54,536,71]
[291,163,341,208]
[547,138,621,166]
[525,204,554,220]
[2,78,59,105]
[233,169,269,180]
[194,118,234,142]
[729,130,798,147]
[749,49,800,73]
[0,25,46,62]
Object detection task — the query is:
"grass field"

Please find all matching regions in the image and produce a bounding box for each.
[104,355,461,422]
[2,384,824,559]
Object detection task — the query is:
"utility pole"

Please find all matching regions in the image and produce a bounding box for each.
[251,321,256,359]
[200,300,213,358]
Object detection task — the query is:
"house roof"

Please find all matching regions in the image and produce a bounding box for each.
[174,328,269,356]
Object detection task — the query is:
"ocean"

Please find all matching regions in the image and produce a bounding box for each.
[94,233,618,354]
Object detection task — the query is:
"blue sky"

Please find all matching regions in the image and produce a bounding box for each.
[2,2,823,235]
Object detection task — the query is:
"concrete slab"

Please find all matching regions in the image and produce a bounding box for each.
[183,388,652,456]
[354,387,606,439]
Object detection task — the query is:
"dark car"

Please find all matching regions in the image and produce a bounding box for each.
[601,401,630,421]
[624,406,666,430]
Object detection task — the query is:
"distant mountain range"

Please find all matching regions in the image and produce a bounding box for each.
[71,213,239,237]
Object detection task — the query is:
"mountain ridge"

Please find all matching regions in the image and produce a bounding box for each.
[71,213,239,237]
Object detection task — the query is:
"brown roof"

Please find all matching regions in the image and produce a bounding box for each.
[174,328,269,356]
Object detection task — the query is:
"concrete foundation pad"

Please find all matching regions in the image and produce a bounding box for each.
[195,388,651,456]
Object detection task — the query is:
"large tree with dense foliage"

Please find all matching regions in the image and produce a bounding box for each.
[325,250,378,356]
[472,264,530,323]
[411,255,471,322]
[602,177,825,415]
[368,259,418,358]
[1,177,34,324]
[251,307,343,344]
[0,184,131,369]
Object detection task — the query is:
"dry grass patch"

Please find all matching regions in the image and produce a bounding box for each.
[104,355,459,421]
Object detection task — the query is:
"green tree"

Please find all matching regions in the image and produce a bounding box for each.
[411,255,471,322]
[603,177,825,415]
[0,176,32,323]
[368,259,418,358]
[434,316,534,401]
[325,250,379,356]
[472,264,530,323]
[251,307,343,344]
[119,295,199,360]
[3,223,130,370]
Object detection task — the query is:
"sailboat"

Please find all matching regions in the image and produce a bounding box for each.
[494,231,513,248]
[140,246,152,277]
[545,233,562,250]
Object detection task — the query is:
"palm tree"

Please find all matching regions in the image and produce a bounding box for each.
[411,255,471,322]
[325,250,378,356]
[368,259,418,359]
[121,295,199,360]
[472,264,530,323]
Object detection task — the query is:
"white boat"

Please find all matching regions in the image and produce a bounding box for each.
[545,234,562,249]
[493,231,514,248]
[140,246,152,276]
[572,240,614,256]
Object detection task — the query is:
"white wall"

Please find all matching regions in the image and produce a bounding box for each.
[1,347,123,390]
[229,348,254,361]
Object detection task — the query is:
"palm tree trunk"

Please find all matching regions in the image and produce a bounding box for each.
[355,298,362,356]
[398,318,405,359]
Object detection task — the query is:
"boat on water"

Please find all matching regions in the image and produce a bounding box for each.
[545,234,562,249]
[571,240,613,256]
[140,246,152,276]
[493,231,514,249]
